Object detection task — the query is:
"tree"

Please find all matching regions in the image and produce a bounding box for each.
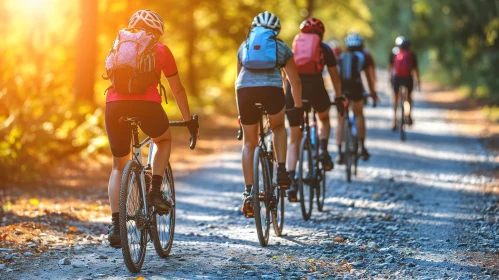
[75,0,98,105]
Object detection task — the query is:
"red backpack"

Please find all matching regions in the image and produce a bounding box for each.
[393,49,413,78]
[292,33,324,74]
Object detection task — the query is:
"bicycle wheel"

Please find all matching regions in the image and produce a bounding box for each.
[316,168,326,212]
[353,136,359,177]
[344,117,353,183]
[400,88,406,141]
[271,188,285,236]
[150,163,175,258]
[253,146,271,246]
[298,137,313,221]
[119,160,147,273]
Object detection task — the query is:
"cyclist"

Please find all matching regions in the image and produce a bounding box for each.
[236,11,302,217]
[285,18,343,202]
[389,36,420,130]
[104,10,198,247]
[336,33,378,163]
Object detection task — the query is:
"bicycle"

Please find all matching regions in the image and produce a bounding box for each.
[237,105,285,247]
[399,85,410,141]
[296,100,340,220]
[118,115,198,273]
[342,94,376,182]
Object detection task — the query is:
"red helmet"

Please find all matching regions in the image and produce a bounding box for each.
[300,18,325,37]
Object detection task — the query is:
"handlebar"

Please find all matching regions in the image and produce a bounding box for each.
[169,114,199,150]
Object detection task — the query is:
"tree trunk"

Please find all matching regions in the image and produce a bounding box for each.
[306,0,315,17]
[185,5,199,98]
[75,0,98,106]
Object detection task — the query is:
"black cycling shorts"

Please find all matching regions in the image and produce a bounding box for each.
[392,76,414,95]
[285,79,330,127]
[237,86,285,125]
[105,101,169,157]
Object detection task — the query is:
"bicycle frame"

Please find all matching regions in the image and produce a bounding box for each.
[129,121,154,217]
[301,102,320,181]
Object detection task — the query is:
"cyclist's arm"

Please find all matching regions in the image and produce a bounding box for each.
[166,74,191,121]
[363,65,377,101]
[283,59,302,108]
[237,60,242,77]
[326,66,342,98]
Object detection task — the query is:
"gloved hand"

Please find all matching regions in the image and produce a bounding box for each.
[335,96,346,117]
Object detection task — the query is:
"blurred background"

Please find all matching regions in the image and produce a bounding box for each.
[0,0,498,182]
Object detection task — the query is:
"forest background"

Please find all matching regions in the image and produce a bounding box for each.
[0,0,497,181]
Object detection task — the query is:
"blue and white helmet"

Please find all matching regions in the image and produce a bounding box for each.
[252,11,281,33]
[345,33,364,48]
[395,36,410,48]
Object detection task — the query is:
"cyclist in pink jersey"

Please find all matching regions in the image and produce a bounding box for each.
[104,10,197,248]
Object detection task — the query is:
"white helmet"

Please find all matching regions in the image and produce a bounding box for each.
[345,33,364,48]
[252,11,281,33]
[128,10,164,35]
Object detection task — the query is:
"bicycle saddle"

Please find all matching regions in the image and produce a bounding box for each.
[119,117,141,127]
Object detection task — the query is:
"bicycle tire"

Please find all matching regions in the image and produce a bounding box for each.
[400,87,406,141]
[253,146,271,246]
[353,136,359,177]
[150,163,175,258]
[119,160,147,273]
[344,117,352,183]
[298,137,313,221]
[316,168,326,212]
[272,188,285,236]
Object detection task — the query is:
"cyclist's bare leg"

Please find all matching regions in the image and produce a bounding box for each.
[269,107,292,186]
[336,114,344,146]
[286,126,302,172]
[318,108,330,143]
[108,154,130,213]
[241,123,259,185]
[151,127,172,176]
[268,107,287,164]
[393,91,400,128]
[351,100,365,138]
[351,99,367,153]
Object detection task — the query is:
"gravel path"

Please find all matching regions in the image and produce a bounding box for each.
[3,73,498,279]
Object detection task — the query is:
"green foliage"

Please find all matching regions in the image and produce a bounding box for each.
[366,0,499,102]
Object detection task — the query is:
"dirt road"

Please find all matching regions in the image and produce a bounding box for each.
[2,72,498,279]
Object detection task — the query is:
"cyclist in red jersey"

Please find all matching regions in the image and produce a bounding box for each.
[389,36,420,130]
[104,10,197,248]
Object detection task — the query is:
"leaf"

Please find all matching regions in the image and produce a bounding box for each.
[307,259,315,263]
[69,227,77,233]
[29,198,39,206]
[373,193,380,199]
[272,256,277,259]
[136,277,145,280]
[333,237,345,243]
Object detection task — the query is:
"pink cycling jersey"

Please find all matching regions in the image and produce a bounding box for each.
[106,42,178,103]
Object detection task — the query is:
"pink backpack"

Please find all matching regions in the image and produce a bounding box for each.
[394,49,413,78]
[292,33,324,74]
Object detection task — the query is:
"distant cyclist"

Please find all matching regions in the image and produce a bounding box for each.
[389,36,420,130]
[328,38,343,58]
[103,10,197,247]
[336,33,378,163]
[236,11,302,217]
[285,18,343,202]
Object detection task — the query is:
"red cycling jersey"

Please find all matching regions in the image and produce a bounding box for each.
[106,42,178,103]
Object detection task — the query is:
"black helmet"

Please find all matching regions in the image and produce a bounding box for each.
[395,36,410,48]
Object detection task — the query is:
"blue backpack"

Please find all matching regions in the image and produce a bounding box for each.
[241,26,278,70]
